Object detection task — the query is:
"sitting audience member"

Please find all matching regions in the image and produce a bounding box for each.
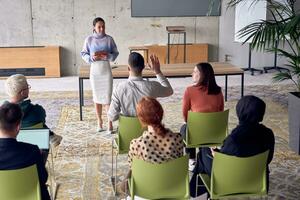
[0,103,50,200]
[180,63,224,169]
[4,74,62,163]
[118,97,184,194]
[128,97,184,164]
[190,95,275,197]
[4,74,62,146]
[108,53,173,122]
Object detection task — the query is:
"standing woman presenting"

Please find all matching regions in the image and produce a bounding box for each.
[81,17,119,132]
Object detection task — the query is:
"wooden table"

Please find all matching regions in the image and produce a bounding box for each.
[79,62,244,120]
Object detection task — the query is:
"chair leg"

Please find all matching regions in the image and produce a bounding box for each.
[111,138,118,196]
[111,139,114,179]
[48,145,57,200]
[196,174,199,198]
[115,153,118,193]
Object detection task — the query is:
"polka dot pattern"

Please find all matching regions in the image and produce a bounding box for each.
[128,130,184,165]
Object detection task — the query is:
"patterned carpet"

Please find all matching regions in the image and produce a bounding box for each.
[1,84,300,199]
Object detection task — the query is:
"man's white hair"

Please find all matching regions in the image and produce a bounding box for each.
[5,74,28,97]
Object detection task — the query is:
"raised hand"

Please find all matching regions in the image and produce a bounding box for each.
[148,54,162,74]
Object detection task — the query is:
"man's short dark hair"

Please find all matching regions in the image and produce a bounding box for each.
[0,103,23,132]
[128,52,145,74]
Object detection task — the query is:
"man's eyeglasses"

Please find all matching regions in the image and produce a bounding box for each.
[19,85,31,93]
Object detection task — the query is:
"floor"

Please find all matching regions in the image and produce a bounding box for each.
[0,71,291,93]
[0,70,298,200]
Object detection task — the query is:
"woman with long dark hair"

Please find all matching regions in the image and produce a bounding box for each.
[180,63,224,169]
[81,17,119,133]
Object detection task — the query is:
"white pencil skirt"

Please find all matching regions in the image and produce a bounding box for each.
[90,61,113,104]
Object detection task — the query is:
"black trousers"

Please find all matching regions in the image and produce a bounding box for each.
[180,124,198,159]
[189,147,213,197]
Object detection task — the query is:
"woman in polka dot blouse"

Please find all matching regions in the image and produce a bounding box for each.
[128,97,184,165]
[117,97,184,195]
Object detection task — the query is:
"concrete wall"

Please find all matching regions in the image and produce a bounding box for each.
[219,0,287,69]
[0,0,219,76]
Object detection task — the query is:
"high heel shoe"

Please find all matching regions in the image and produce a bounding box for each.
[97,127,104,132]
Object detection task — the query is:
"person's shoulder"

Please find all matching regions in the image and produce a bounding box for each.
[186,84,199,91]
[17,141,40,153]
[183,84,197,94]
[105,34,114,40]
[225,127,239,142]
[259,124,275,137]
[114,81,128,91]
[170,131,182,140]
[84,35,94,42]
[130,134,144,147]
[31,103,46,113]
[1,100,9,106]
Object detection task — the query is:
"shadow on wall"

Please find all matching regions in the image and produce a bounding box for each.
[60,47,77,76]
[208,44,218,62]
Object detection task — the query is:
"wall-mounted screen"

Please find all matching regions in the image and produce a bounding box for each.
[131,0,221,17]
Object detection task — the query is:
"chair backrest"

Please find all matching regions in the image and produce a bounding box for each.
[210,151,269,199]
[117,115,144,154]
[0,164,41,200]
[17,129,50,150]
[130,155,190,199]
[186,109,229,147]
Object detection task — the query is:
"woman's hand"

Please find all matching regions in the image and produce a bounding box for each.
[210,146,219,157]
[93,51,108,61]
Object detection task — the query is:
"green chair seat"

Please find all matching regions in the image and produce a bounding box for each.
[0,164,41,200]
[129,155,190,200]
[199,151,269,199]
[111,115,144,194]
[185,109,229,148]
[115,116,144,154]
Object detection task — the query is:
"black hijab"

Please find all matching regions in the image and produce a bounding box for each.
[236,95,266,124]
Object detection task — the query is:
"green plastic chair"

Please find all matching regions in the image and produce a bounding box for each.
[129,155,190,200]
[18,128,57,200]
[199,151,269,199]
[0,164,41,200]
[111,115,144,194]
[184,109,229,148]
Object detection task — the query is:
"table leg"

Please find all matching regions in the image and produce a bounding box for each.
[167,33,170,64]
[79,78,83,121]
[81,79,84,107]
[241,73,244,98]
[225,75,228,101]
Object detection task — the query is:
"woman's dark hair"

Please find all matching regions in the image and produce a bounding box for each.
[93,17,105,26]
[236,95,266,124]
[196,62,221,95]
[136,97,168,137]
[0,103,23,132]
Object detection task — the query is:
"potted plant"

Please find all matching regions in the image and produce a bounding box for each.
[226,0,300,154]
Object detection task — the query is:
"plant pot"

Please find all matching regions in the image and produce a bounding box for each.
[288,92,300,155]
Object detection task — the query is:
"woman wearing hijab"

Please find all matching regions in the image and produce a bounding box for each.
[190,95,275,197]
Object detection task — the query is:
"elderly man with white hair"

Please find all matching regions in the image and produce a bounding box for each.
[3,74,62,162]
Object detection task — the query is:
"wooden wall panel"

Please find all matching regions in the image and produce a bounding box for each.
[133,44,208,64]
[0,46,61,77]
